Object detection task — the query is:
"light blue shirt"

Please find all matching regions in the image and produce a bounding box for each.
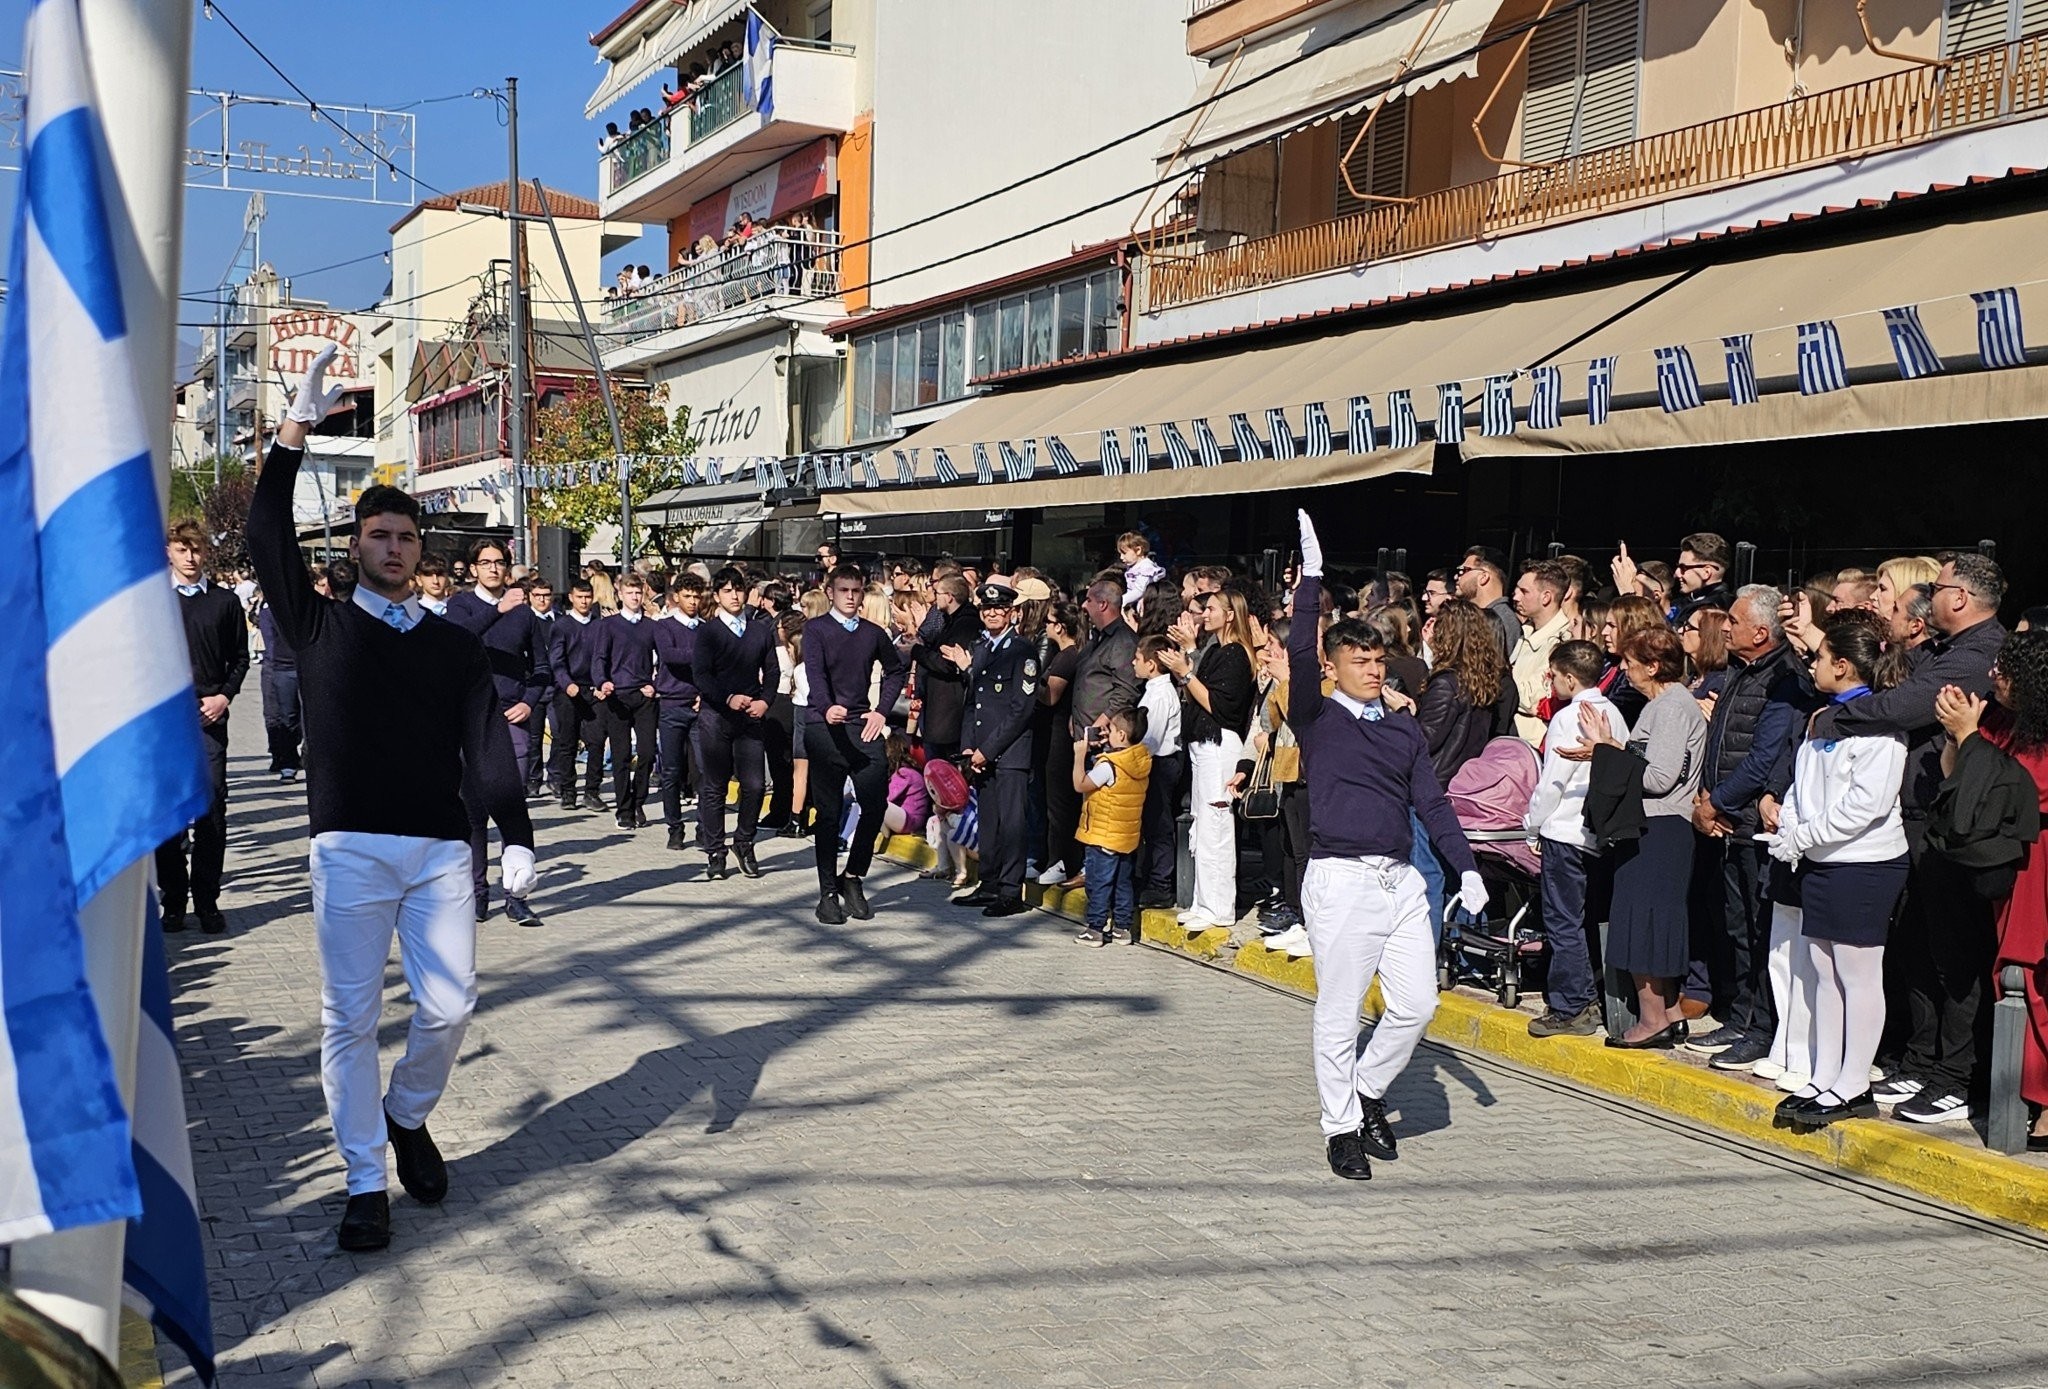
[720,611,748,637]
[1331,690,1385,722]
[833,611,861,632]
[353,586,424,632]
[172,575,208,598]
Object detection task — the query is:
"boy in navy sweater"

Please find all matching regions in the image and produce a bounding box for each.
[803,564,908,924]
[1289,511,1487,1182]
[652,573,706,851]
[548,580,606,809]
[693,566,778,879]
[594,573,660,828]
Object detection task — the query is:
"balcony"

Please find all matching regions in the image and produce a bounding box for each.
[226,377,258,413]
[598,39,856,225]
[601,227,841,347]
[1187,0,1345,58]
[225,309,258,349]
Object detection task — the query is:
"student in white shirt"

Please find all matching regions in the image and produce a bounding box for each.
[1133,634,1184,909]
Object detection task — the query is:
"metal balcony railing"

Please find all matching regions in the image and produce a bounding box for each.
[601,227,842,341]
[687,63,748,145]
[606,118,672,195]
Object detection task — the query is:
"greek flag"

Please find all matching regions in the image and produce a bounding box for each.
[1482,374,1515,437]
[1098,429,1128,477]
[1436,381,1465,442]
[1191,418,1224,466]
[743,9,776,121]
[1388,390,1418,449]
[1265,407,1296,460]
[1159,421,1196,469]
[1529,365,1562,429]
[1044,435,1082,476]
[0,0,213,1374]
[1227,412,1265,462]
[932,446,959,483]
[1972,287,2027,369]
[997,440,1031,482]
[859,453,881,489]
[680,456,701,485]
[892,449,915,485]
[769,455,788,491]
[1723,334,1759,406]
[1882,305,1945,379]
[1587,357,1616,425]
[1347,395,1376,453]
[1797,320,1848,395]
[1303,401,1333,456]
[1654,345,1704,412]
[1128,424,1151,473]
[971,442,993,484]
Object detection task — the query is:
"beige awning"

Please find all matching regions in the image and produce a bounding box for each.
[1165,0,1509,167]
[585,0,749,119]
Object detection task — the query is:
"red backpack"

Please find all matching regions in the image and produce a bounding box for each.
[924,757,970,814]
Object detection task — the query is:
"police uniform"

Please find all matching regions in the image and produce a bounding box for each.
[960,582,1038,906]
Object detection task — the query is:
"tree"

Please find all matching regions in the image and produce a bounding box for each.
[529,383,699,564]
[170,458,254,572]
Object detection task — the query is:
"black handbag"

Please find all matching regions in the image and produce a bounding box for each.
[1238,750,1281,820]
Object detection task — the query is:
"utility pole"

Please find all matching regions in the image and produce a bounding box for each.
[505,76,529,569]
[213,289,228,483]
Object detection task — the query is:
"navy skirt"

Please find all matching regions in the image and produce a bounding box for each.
[1606,815,1695,978]
[1799,856,1910,946]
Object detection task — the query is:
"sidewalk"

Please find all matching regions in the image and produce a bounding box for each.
[878,834,2048,1235]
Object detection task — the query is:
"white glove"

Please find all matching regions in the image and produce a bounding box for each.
[287,343,347,425]
[1456,870,1489,918]
[1297,509,1324,578]
[500,844,537,897]
[1755,831,1800,867]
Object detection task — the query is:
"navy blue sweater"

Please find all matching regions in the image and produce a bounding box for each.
[593,612,658,690]
[445,589,552,711]
[694,608,778,712]
[803,615,907,719]
[1287,576,1476,873]
[551,612,600,692]
[651,616,701,703]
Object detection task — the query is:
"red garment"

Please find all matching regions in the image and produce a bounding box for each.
[1985,711,2048,1107]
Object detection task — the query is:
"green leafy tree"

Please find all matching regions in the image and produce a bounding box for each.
[170,458,254,571]
[530,383,698,564]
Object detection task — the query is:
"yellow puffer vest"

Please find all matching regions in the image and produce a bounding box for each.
[1077,743,1153,855]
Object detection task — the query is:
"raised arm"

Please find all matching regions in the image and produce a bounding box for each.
[1287,510,1328,729]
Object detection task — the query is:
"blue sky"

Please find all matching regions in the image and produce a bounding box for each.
[0,0,656,325]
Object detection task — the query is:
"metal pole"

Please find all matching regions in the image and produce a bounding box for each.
[525,177,629,561]
[11,0,193,1363]
[214,290,227,484]
[505,77,529,568]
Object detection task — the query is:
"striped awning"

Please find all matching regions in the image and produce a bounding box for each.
[585,0,749,119]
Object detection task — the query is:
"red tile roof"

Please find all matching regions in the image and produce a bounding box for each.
[388,181,605,235]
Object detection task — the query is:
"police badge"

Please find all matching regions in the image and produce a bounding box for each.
[1022,657,1038,694]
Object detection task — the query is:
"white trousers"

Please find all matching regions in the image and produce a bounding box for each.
[1188,734,1242,925]
[1765,902,1819,1080]
[310,831,478,1195]
[1302,857,1438,1136]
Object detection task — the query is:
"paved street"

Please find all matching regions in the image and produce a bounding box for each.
[162,707,2048,1388]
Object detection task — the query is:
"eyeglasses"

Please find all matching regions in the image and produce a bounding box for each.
[1931,581,1971,598]
[1675,562,1715,574]
[475,557,507,568]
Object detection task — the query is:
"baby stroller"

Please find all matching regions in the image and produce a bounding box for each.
[1437,737,1546,1008]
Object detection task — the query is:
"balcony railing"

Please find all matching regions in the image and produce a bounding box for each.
[606,119,672,195]
[1143,32,2048,313]
[688,63,749,145]
[601,227,842,342]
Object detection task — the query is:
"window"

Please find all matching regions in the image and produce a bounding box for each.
[1025,286,1055,368]
[970,302,998,381]
[1520,0,1641,162]
[941,312,967,399]
[1944,0,2048,54]
[998,296,1026,373]
[1334,99,1409,216]
[331,464,369,497]
[870,331,894,430]
[1055,280,1087,361]
[892,325,918,412]
[851,336,875,440]
[915,320,941,405]
[1087,270,1121,354]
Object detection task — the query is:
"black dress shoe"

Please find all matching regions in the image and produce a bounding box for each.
[1604,1021,1689,1050]
[839,875,873,919]
[198,908,227,935]
[666,825,687,851]
[337,1190,390,1251]
[704,858,729,881]
[505,897,542,929]
[1792,1090,1879,1127]
[162,911,187,934]
[954,887,997,908]
[1775,1091,1822,1122]
[559,793,578,811]
[815,891,847,925]
[1326,1132,1373,1181]
[615,809,634,830]
[384,1109,448,1203]
[585,795,611,814]
[982,896,1030,918]
[735,845,762,879]
[473,899,489,924]
[634,807,649,828]
[780,821,805,840]
[1355,1094,1399,1161]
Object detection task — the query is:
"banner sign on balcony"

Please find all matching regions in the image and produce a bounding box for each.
[684,137,834,246]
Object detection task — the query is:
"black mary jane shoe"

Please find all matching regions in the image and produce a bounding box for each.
[1604,1021,1688,1050]
[1790,1090,1879,1127]
[1775,1090,1823,1123]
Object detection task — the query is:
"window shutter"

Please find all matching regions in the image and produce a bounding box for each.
[1519,0,1639,161]
[1519,7,1583,163]
[1334,99,1408,216]
[2022,0,2048,37]
[1945,0,2015,55]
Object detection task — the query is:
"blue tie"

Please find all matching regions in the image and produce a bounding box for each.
[383,601,409,631]
[176,583,203,598]
[1359,703,1383,722]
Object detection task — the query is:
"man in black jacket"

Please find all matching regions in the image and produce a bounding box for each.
[159,520,250,934]
[906,573,979,761]
[693,565,777,879]
[1672,531,1736,622]
[950,582,1037,917]
[1069,577,1139,740]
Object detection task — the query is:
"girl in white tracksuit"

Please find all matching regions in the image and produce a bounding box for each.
[1762,616,1908,1127]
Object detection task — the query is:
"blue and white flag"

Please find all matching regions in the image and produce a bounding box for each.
[1654,344,1704,412]
[997,440,1031,482]
[1972,287,2027,369]
[1098,429,1128,477]
[0,0,213,1374]
[932,446,959,483]
[1482,374,1515,437]
[858,452,881,489]
[1128,424,1151,474]
[1191,418,1224,467]
[1347,395,1376,453]
[1882,305,1945,380]
[1435,382,1465,443]
[1723,334,1759,406]
[1044,435,1081,477]
[680,456,701,485]
[1528,365,1562,429]
[1797,320,1848,395]
[1587,357,1616,425]
[892,449,915,485]
[1159,421,1196,470]
[743,10,776,121]
[971,442,993,484]
[1264,408,1296,461]
[1227,412,1265,463]
[1303,401,1333,456]
[1388,390,1418,449]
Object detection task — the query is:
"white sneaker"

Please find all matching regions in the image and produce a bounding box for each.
[1036,861,1067,886]
[1176,908,1197,924]
[1751,1057,1786,1081]
[1774,1070,1812,1094]
[1180,915,1227,932]
[1264,923,1312,957]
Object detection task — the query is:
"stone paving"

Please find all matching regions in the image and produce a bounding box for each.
[159,708,2048,1387]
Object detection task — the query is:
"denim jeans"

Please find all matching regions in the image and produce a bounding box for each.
[1408,808,1447,942]
[1083,844,1136,931]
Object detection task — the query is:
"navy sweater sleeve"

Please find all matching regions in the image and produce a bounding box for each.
[460,642,534,851]
[1409,723,1479,877]
[246,443,331,655]
[520,611,551,707]
[1288,577,1327,730]
[592,619,617,690]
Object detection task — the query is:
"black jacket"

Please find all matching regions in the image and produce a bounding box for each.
[1704,642,1811,838]
[1583,743,1648,849]
[1831,619,2007,815]
[910,603,980,744]
[1927,733,2042,898]
[1417,670,1495,787]
[963,632,1037,770]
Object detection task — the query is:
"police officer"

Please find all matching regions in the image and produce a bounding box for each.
[948,581,1037,918]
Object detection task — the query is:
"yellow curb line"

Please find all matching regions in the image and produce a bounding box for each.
[878,833,2048,1234]
[121,1309,162,1389]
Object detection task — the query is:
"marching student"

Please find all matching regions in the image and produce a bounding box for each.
[593,573,660,830]
[803,564,908,924]
[550,579,607,811]
[414,556,454,616]
[525,580,557,797]
[248,344,537,1251]
[693,565,778,881]
[1071,705,1153,947]
[1288,512,1486,1181]
[254,589,303,784]
[160,519,250,934]
[652,573,706,852]
[949,581,1038,918]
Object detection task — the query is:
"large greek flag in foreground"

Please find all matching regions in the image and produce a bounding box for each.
[0,0,213,1376]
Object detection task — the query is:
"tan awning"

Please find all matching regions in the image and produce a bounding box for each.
[1165,0,1509,167]
[585,0,748,119]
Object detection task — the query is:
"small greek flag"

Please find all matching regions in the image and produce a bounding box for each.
[997,440,1032,482]
[1882,305,1945,380]
[705,456,724,485]
[1587,357,1616,425]
[769,455,788,490]
[1227,412,1265,463]
[1435,382,1465,442]
[1191,418,1224,467]
[1723,334,1759,406]
[1529,365,1562,429]
[1129,424,1151,473]
[1482,374,1516,437]
[681,457,701,485]
[1265,407,1296,460]
[1099,429,1128,477]
[744,9,776,120]
[1159,421,1196,470]
[1797,320,1848,395]
[1972,287,2027,369]
[1388,390,1418,449]
[1347,395,1376,453]
[1303,401,1333,456]
[1045,435,1082,476]
[892,449,915,485]
[859,453,881,489]
[1654,344,1704,412]
[932,446,959,483]
[971,442,994,484]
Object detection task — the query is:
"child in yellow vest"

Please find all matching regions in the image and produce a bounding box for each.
[1072,706,1154,947]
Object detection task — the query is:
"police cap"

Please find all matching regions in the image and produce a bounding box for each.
[977,580,1019,609]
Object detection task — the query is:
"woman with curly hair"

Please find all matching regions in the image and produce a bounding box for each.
[1937,629,2048,1142]
[1416,599,1512,786]
[1599,594,1668,726]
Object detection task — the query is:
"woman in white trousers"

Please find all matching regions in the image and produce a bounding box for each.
[1158,590,1259,931]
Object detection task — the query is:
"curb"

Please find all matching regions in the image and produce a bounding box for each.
[877,833,2048,1234]
[121,1309,161,1389]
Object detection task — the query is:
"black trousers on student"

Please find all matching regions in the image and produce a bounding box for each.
[762,691,796,827]
[805,721,890,892]
[604,689,658,812]
[658,701,700,829]
[697,710,765,859]
[1139,749,1185,899]
[157,719,229,918]
[551,689,605,800]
